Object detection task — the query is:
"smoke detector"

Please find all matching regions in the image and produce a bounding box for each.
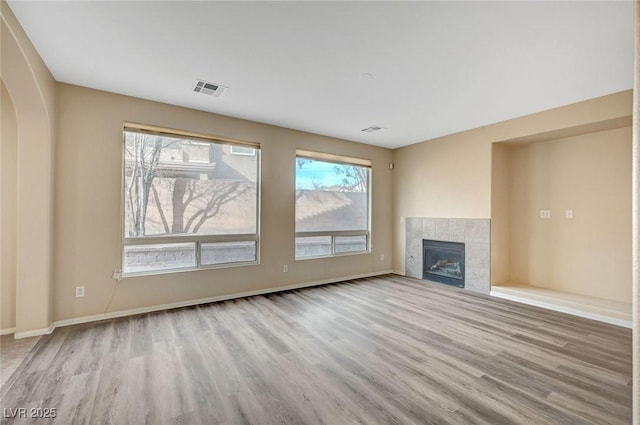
[361,125,384,133]
[193,79,227,97]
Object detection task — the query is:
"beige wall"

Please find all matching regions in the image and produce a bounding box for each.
[632,3,639,421]
[1,1,56,334]
[1,82,17,330]
[490,143,510,285]
[54,84,393,322]
[391,132,493,273]
[507,127,632,303]
[392,90,632,274]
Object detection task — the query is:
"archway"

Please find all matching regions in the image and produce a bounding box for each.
[1,2,55,336]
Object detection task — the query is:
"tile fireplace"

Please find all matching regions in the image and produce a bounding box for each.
[405,218,490,294]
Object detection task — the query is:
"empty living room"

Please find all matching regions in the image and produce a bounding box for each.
[1,1,639,424]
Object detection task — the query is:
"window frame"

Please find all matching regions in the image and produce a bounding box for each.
[120,123,261,277]
[294,150,372,260]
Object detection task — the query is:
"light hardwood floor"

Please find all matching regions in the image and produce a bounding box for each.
[0,335,40,390]
[0,275,632,424]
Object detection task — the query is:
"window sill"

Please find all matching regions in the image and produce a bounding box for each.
[295,250,370,261]
[121,260,259,279]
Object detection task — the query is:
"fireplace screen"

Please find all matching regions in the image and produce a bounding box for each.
[423,240,465,288]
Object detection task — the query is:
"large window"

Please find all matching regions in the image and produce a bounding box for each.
[122,126,259,275]
[295,150,371,259]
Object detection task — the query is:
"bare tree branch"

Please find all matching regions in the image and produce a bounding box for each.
[151,182,170,234]
[125,135,254,238]
[124,133,163,237]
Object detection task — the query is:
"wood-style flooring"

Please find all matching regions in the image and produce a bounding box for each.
[0,335,40,390]
[0,275,632,424]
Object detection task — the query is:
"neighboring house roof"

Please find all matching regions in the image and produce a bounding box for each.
[156,144,256,182]
[295,189,367,232]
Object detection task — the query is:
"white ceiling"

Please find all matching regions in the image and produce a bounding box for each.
[7,1,634,149]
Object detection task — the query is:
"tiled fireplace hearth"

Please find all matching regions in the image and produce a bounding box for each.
[405,218,490,294]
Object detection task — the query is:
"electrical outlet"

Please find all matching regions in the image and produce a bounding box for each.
[539,210,551,219]
[380,254,385,261]
[75,286,85,298]
[565,209,574,219]
[282,264,288,273]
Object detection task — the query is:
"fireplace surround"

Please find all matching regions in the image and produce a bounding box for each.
[405,218,490,294]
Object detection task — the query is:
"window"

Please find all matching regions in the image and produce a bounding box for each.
[122,126,259,275]
[295,150,371,259]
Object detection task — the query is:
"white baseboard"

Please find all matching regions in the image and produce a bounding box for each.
[490,290,632,328]
[0,327,16,336]
[15,270,393,338]
[13,324,55,339]
[392,270,406,276]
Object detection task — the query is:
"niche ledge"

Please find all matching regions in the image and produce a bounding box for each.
[490,284,632,328]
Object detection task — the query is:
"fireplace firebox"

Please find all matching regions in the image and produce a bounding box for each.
[423,239,465,288]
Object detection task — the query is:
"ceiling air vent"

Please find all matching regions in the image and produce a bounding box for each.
[361,125,384,133]
[193,79,227,97]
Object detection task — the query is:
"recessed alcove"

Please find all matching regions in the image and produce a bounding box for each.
[490,118,633,327]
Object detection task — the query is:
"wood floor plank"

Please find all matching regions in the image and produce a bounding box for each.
[0,275,632,424]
